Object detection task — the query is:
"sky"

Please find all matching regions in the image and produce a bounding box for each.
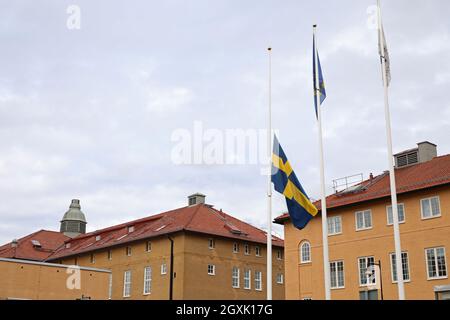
[0,0,449,244]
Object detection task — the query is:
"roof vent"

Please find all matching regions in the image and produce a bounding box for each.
[31,240,42,248]
[394,141,437,168]
[95,235,101,241]
[188,193,206,206]
[11,239,18,248]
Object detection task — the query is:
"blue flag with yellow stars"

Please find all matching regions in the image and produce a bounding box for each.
[313,33,326,118]
[271,135,318,229]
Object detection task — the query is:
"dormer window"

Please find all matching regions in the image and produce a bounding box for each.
[31,240,41,248]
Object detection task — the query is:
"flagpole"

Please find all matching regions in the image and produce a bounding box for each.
[377,0,405,300]
[313,25,331,301]
[266,47,273,301]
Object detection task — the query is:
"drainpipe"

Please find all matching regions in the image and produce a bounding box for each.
[168,235,174,300]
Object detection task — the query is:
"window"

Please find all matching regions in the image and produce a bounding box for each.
[255,271,262,291]
[244,269,251,289]
[426,247,447,279]
[244,244,250,255]
[161,263,167,275]
[107,250,112,261]
[233,243,239,253]
[208,264,216,276]
[126,246,132,256]
[123,270,131,298]
[355,210,372,230]
[358,256,376,286]
[390,252,410,282]
[232,267,240,288]
[146,241,152,252]
[387,204,406,225]
[90,253,95,263]
[276,273,284,284]
[255,246,261,257]
[421,197,441,219]
[208,239,215,249]
[300,241,311,263]
[330,261,345,289]
[328,216,342,235]
[277,249,283,260]
[143,266,152,295]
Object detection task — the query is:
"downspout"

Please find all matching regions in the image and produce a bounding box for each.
[168,235,174,300]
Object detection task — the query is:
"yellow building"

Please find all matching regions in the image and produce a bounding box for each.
[275,142,450,300]
[47,194,285,300]
[0,257,111,300]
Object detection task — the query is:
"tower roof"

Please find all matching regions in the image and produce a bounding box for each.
[61,199,87,223]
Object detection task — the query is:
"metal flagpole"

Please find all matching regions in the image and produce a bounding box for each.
[266,47,273,301]
[377,0,405,300]
[313,25,331,300]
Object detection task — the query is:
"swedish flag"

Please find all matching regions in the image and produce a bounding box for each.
[313,33,326,118]
[271,135,318,229]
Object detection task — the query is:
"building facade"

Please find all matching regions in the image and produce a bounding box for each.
[0,257,111,300]
[47,194,285,300]
[275,142,450,300]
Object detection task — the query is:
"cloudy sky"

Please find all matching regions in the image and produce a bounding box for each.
[0,0,449,244]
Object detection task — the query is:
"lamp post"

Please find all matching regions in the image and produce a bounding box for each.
[366,260,384,300]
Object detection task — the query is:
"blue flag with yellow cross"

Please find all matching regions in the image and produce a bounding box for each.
[271,135,318,229]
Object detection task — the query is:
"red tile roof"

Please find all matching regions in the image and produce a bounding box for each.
[0,230,70,261]
[275,154,450,224]
[47,204,283,261]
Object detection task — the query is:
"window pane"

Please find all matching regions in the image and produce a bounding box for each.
[335,217,342,233]
[436,248,447,277]
[387,206,393,225]
[357,212,364,229]
[427,249,437,278]
[359,258,367,285]
[364,211,372,228]
[398,205,405,222]
[330,262,337,288]
[422,199,431,218]
[337,262,344,287]
[431,198,440,216]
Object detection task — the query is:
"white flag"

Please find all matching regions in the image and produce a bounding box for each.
[378,24,391,86]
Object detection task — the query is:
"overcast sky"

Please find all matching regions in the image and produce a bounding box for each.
[0,0,449,245]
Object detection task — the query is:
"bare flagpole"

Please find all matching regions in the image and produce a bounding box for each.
[313,25,331,300]
[266,47,273,300]
[377,0,405,300]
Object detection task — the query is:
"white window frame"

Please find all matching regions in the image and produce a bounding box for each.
[208,264,216,276]
[146,241,152,252]
[208,239,215,249]
[425,247,448,280]
[233,243,239,253]
[244,244,250,255]
[277,249,283,260]
[355,210,373,231]
[123,270,131,298]
[244,269,251,289]
[276,273,284,284]
[358,256,376,287]
[255,271,262,291]
[330,260,345,289]
[232,267,240,288]
[421,196,441,220]
[126,246,132,256]
[143,266,152,295]
[328,216,343,236]
[300,241,311,264]
[386,204,406,225]
[389,252,411,283]
[255,246,261,257]
[161,263,167,275]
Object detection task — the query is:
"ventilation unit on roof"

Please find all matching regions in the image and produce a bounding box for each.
[394,141,437,168]
[188,193,206,206]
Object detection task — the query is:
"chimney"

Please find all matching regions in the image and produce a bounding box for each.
[11,239,18,248]
[417,141,437,163]
[188,193,206,206]
[369,173,374,180]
